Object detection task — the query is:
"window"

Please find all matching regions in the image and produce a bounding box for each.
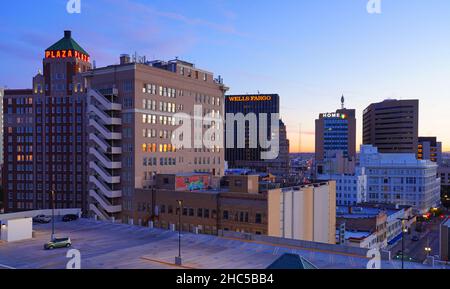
[255,213,262,224]
[223,210,229,220]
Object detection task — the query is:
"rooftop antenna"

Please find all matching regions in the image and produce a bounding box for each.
[341,94,345,109]
[93,60,97,69]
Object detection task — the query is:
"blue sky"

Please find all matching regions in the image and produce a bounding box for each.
[1,0,450,151]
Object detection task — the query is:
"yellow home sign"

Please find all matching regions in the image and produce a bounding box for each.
[228,95,272,102]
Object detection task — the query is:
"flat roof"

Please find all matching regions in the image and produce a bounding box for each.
[0,219,441,269]
[337,205,407,219]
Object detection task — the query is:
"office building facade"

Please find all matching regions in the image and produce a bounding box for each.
[315,96,356,177]
[418,136,442,164]
[225,94,290,176]
[363,99,419,154]
[0,88,4,166]
[86,56,228,222]
[360,145,441,214]
[318,168,367,206]
[3,31,91,212]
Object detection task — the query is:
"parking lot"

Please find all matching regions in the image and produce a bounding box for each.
[0,219,445,269]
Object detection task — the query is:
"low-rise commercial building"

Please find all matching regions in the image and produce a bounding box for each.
[336,203,414,249]
[440,218,450,261]
[128,173,336,244]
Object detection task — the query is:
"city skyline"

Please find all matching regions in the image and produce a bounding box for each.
[1,0,450,152]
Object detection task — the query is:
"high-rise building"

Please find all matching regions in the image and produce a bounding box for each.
[86,56,228,222]
[0,87,4,166]
[224,94,290,177]
[315,96,356,175]
[363,99,419,154]
[3,31,91,213]
[359,145,441,214]
[418,136,442,164]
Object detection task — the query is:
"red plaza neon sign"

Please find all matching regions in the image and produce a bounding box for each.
[45,49,90,62]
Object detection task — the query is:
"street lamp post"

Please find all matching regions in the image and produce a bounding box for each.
[425,237,432,258]
[175,199,183,266]
[50,190,55,241]
[397,216,413,269]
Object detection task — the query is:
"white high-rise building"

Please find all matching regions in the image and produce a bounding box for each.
[359,145,441,214]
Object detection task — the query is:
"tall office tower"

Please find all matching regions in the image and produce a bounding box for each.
[315,96,356,175]
[86,56,228,222]
[418,137,442,164]
[363,99,419,154]
[224,94,289,177]
[2,31,91,212]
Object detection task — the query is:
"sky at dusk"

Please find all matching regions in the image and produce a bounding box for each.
[1,0,450,152]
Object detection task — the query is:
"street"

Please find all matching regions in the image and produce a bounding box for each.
[390,217,443,263]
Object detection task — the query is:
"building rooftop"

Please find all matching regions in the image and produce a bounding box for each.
[337,204,409,219]
[266,253,317,269]
[344,231,371,240]
[46,30,89,56]
[0,219,440,269]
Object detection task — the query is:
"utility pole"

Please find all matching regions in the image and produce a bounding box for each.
[175,199,183,266]
[51,190,55,241]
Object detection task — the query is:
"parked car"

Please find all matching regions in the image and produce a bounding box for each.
[44,237,72,250]
[33,215,52,224]
[62,214,79,222]
[412,236,420,242]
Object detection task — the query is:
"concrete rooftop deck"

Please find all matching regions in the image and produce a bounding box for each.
[0,219,445,269]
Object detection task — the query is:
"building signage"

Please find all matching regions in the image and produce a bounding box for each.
[321,112,347,119]
[227,95,272,102]
[175,175,210,191]
[45,49,90,62]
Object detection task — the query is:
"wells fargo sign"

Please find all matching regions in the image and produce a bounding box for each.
[228,95,273,102]
[45,49,90,62]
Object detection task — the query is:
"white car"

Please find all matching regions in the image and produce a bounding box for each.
[33,215,52,224]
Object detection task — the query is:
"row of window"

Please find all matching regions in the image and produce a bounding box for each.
[222,210,263,224]
[142,114,177,126]
[142,129,173,140]
[141,143,177,153]
[142,99,178,113]
[142,157,177,166]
